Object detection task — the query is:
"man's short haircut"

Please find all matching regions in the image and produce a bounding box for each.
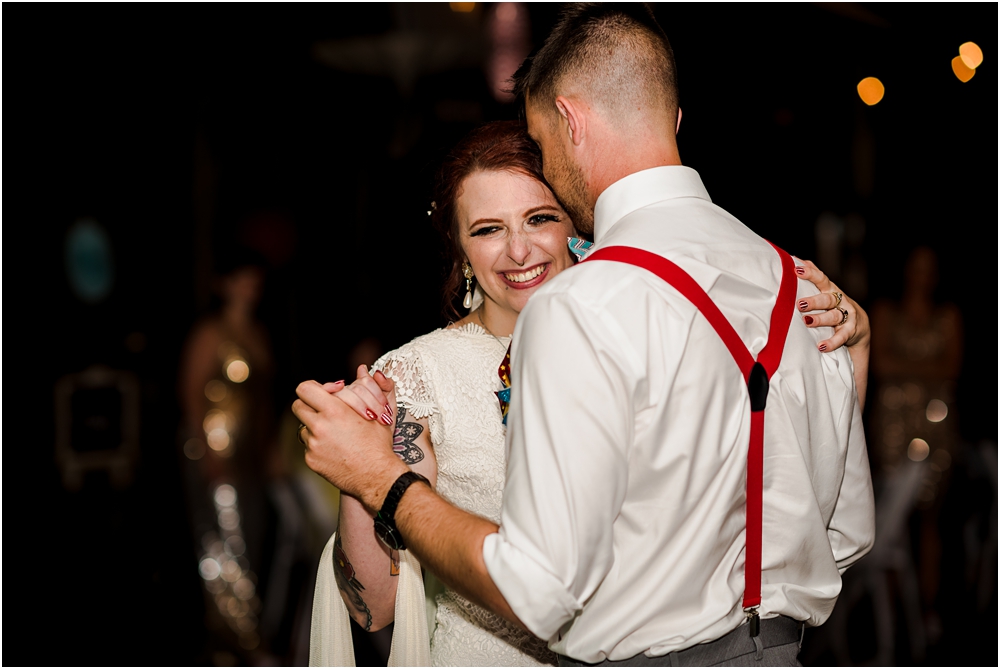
[512,3,678,126]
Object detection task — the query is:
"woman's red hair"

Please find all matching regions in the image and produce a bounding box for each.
[430,120,550,319]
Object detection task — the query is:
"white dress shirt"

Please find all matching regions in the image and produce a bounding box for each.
[482,166,875,662]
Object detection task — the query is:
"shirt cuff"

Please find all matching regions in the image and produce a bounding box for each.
[482,532,581,642]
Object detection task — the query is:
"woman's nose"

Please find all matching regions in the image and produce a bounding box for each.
[506,232,531,266]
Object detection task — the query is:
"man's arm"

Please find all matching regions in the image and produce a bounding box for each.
[394,484,523,625]
[827,393,876,572]
[293,376,523,626]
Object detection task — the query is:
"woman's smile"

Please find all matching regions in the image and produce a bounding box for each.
[500,262,550,288]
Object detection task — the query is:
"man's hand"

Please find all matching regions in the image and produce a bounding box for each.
[293,373,408,512]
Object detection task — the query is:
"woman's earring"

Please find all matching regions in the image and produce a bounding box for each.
[462,262,475,310]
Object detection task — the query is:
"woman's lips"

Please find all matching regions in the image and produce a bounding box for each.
[498,263,550,290]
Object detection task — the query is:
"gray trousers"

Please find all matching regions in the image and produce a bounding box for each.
[558,616,804,667]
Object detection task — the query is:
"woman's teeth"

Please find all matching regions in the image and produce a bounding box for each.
[504,265,546,283]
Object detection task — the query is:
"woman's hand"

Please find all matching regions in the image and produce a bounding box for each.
[794,258,870,409]
[794,259,870,354]
[324,365,396,426]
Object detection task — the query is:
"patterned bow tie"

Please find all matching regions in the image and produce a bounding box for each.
[568,236,594,262]
[496,342,512,425]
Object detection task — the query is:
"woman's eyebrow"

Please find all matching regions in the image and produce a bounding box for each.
[521,205,559,217]
[470,217,504,227]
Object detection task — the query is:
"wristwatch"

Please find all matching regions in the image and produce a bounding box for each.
[373,471,430,551]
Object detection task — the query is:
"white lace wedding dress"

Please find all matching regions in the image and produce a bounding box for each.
[373,323,557,667]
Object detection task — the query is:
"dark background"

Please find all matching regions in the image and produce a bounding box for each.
[5,3,995,666]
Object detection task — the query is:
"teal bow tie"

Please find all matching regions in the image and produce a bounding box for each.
[568,237,594,262]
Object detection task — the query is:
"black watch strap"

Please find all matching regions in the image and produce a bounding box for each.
[374,471,429,551]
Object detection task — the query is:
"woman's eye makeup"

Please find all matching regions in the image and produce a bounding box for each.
[470,225,501,237]
[528,213,560,225]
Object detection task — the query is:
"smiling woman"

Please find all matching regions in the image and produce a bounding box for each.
[310,120,568,667]
[456,169,575,337]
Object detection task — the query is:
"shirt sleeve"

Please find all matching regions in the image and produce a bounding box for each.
[373,346,438,419]
[482,289,637,642]
[827,393,876,573]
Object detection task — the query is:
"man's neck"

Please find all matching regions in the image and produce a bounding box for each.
[586,132,681,210]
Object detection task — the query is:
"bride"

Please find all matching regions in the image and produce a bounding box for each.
[308,120,870,666]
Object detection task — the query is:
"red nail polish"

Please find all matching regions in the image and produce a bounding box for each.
[804,316,814,325]
[795,266,805,275]
[365,409,377,420]
[384,403,393,417]
[379,413,392,426]
[798,300,809,311]
[334,380,345,385]
[818,343,828,352]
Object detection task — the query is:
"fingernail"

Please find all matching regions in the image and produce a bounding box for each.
[818,343,828,352]
[798,300,809,311]
[379,413,393,426]
[795,266,805,275]
[333,380,345,385]
[365,409,377,421]
[804,316,814,325]
[384,403,393,418]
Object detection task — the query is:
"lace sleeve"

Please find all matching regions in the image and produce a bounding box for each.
[373,347,438,419]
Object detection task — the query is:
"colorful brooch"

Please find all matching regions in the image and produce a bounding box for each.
[496,343,512,425]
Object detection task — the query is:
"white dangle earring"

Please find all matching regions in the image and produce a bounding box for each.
[462,262,475,310]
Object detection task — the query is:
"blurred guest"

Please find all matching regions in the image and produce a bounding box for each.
[179,247,276,658]
[870,245,963,637]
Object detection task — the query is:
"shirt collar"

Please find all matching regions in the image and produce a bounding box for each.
[593,166,712,242]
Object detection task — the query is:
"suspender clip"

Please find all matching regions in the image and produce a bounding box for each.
[745,607,760,638]
[747,362,769,411]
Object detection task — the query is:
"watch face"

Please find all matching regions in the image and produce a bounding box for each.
[374,518,403,551]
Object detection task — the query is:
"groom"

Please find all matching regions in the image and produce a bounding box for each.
[295,4,874,665]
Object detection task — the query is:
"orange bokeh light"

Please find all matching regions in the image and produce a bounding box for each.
[450,2,475,12]
[959,41,983,69]
[952,56,975,82]
[857,77,885,106]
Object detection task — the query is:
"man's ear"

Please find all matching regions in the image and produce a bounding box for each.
[555,96,584,147]
[675,107,683,135]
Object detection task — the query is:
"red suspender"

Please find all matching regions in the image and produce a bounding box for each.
[583,242,798,631]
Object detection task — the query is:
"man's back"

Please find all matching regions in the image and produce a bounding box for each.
[484,166,875,662]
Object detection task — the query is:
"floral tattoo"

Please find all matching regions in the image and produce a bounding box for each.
[333,534,372,630]
[393,406,424,465]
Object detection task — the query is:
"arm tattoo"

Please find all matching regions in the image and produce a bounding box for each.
[392,406,425,465]
[333,534,372,630]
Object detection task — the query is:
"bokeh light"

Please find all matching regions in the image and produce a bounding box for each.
[857,77,885,105]
[925,399,948,423]
[226,358,250,383]
[203,409,228,433]
[951,56,975,82]
[907,438,930,462]
[225,535,246,557]
[930,449,952,471]
[449,2,475,12]
[214,484,237,507]
[184,438,206,460]
[207,428,230,451]
[959,41,983,69]
[205,380,228,402]
[199,557,221,581]
[233,577,256,600]
[219,508,241,531]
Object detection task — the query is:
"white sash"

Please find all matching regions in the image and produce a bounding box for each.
[309,531,431,667]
